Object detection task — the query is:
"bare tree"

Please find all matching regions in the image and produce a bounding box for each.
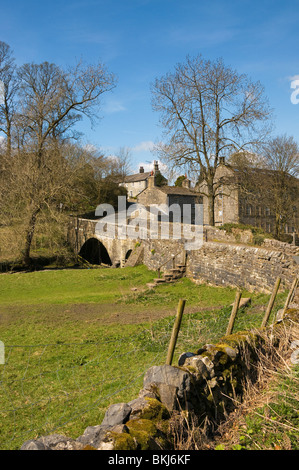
[151,54,272,225]
[226,138,299,238]
[263,134,299,177]
[0,41,18,157]
[262,134,299,237]
[13,60,116,265]
[68,144,129,213]
[113,146,133,182]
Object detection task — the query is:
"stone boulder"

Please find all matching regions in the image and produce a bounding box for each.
[143,365,192,411]
[101,402,132,426]
[21,434,84,451]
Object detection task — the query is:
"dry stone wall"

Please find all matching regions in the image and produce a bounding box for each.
[67,217,298,293]
[21,309,299,451]
[141,237,298,293]
[186,241,298,293]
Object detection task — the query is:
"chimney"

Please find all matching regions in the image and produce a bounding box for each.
[139,166,144,173]
[182,174,191,189]
[154,160,159,173]
[219,156,225,165]
[148,170,155,188]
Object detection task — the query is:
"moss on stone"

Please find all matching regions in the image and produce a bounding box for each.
[184,365,197,374]
[198,350,213,359]
[127,418,157,434]
[222,368,232,379]
[220,330,260,350]
[108,432,137,450]
[126,419,160,450]
[139,398,170,421]
[217,352,230,365]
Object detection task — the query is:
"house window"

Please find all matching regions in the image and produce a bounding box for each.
[245,205,252,216]
[265,207,271,216]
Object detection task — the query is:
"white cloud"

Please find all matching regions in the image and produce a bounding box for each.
[103,100,126,114]
[132,141,155,152]
[137,159,168,173]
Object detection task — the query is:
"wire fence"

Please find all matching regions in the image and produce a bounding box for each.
[0,319,176,450]
[1,276,297,450]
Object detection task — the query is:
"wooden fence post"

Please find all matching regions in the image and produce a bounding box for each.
[166,299,186,366]
[226,289,242,336]
[281,277,298,319]
[261,277,281,328]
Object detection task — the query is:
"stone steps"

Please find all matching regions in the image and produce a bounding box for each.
[146,265,186,288]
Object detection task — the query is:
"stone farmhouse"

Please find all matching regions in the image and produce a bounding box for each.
[120,158,298,238]
[136,173,202,225]
[119,161,160,198]
[198,157,299,236]
[119,162,202,225]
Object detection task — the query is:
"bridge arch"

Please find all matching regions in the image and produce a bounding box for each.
[79,238,112,266]
[125,249,132,261]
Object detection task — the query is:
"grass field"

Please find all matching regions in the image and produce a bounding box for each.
[0,265,289,450]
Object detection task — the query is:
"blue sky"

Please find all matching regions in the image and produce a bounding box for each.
[1,0,299,172]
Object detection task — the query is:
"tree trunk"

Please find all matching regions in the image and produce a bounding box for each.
[6,123,11,157]
[22,207,40,266]
[4,96,12,158]
[207,180,215,226]
[274,212,281,239]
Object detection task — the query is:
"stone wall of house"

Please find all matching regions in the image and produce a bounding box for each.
[198,164,240,226]
[136,187,168,206]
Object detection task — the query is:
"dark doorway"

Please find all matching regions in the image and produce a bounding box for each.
[125,249,132,261]
[79,238,112,265]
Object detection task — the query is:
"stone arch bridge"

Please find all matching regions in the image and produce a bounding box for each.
[67,216,142,267]
[67,216,299,294]
[67,213,200,269]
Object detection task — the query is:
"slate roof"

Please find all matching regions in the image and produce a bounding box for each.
[158,185,199,196]
[122,172,152,183]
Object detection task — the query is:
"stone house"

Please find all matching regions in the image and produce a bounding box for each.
[119,161,161,199]
[198,157,299,235]
[136,173,202,225]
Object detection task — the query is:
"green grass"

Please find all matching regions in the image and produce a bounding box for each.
[0,265,157,305]
[215,365,299,451]
[241,366,299,450]
[0,265,288,450]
